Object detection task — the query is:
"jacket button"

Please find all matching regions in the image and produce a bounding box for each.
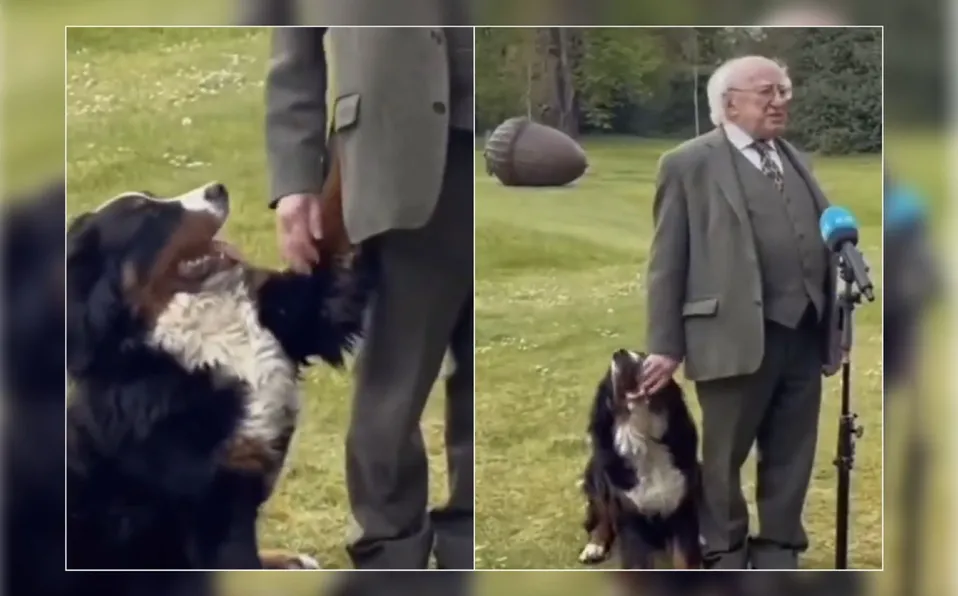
[430,29,443,43]
[754,298,763,305]
[433,101,446,114]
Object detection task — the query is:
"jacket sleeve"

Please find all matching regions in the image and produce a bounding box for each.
[645,152,689,360]
[265,27,329,208]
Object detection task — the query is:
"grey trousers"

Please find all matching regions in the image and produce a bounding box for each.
[345,131,474,569]
[695,321,823,570]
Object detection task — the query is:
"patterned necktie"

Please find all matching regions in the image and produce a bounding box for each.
[752,141,784,193]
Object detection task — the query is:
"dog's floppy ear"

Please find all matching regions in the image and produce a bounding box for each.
[66,213,125,377]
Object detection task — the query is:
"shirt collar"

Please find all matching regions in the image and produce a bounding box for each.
[723,122,776,153]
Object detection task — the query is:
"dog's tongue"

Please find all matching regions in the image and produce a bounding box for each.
[212,238,245,262]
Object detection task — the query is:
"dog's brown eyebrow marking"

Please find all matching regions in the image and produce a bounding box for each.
[123,210,222,321]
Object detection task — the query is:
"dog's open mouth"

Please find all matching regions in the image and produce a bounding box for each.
[175,238,245,282]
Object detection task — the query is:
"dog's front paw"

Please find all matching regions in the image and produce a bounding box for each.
[579,542,609,564]
[259,549,322,569]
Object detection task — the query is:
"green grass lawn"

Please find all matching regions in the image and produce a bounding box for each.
[474,136,884,570]
[66,27,451,571]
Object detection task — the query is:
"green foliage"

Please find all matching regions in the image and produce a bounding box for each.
[475,27,666,133]
[474,28,535,131]
[476,27,882,155]
[777,28,883,154]
[571,29,665,130]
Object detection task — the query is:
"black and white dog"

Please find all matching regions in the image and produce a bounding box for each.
[65,182,373,570]
[579,349,702,569]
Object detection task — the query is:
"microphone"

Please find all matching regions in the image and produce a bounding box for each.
[819,206,875,301]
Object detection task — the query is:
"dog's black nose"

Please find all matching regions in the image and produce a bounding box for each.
[203,182,228,204]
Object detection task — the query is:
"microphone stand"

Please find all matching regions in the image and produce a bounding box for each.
[834,257,867,569]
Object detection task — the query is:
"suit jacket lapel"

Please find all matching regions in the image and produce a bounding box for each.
[705,127,750,223]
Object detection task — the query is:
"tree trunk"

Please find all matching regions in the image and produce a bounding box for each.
[550,27,578,137]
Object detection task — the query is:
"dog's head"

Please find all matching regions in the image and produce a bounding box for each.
[608,349,648,413]
[608,349,676,414]
[66,182,240,375]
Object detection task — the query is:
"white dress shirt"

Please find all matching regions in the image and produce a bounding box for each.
[722,122,784,173]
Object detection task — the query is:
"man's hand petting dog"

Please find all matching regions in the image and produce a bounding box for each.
[276,193,323,273]
[640,354,680,395]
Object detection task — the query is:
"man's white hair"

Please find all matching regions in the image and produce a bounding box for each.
[707,56,789,126]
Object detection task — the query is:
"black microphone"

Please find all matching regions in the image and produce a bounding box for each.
[819,206,875,301]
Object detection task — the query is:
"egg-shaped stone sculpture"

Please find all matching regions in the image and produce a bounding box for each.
[483,117,588,187]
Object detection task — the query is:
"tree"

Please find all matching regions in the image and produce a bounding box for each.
[475,27,882,154]
[768,28,882,153]
[475,28,666,135]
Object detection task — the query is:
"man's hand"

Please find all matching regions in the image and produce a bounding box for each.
[276,193,323,274]
[639,354,680,395]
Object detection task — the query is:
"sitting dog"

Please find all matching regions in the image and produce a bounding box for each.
[579,349,702,569]
[4,180,219,594]
[65,181,374,570]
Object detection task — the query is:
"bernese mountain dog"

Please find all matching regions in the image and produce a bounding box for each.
[65,181,374,570]
[4,180,218,594]
[579,349,702,569]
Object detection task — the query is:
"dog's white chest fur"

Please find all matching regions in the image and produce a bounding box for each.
[613,408,686,516]
[146,271,299,464]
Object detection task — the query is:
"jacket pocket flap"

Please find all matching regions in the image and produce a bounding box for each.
[682,298,719,317]
[333,93,361,131]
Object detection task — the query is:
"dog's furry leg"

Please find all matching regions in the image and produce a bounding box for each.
[668,499,703,569]
[580,495,617,564]
[616,520,655,569]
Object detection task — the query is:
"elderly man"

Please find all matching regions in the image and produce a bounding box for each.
[642,56,839,569]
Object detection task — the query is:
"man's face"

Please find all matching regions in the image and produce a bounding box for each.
[725,61,792,140]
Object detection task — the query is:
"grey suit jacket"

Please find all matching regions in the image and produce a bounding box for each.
[645,127,841,382]
[265,27,456,244]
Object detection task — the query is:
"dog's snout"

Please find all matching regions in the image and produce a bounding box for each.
[203,182,228,204]
[175,183,230,220]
